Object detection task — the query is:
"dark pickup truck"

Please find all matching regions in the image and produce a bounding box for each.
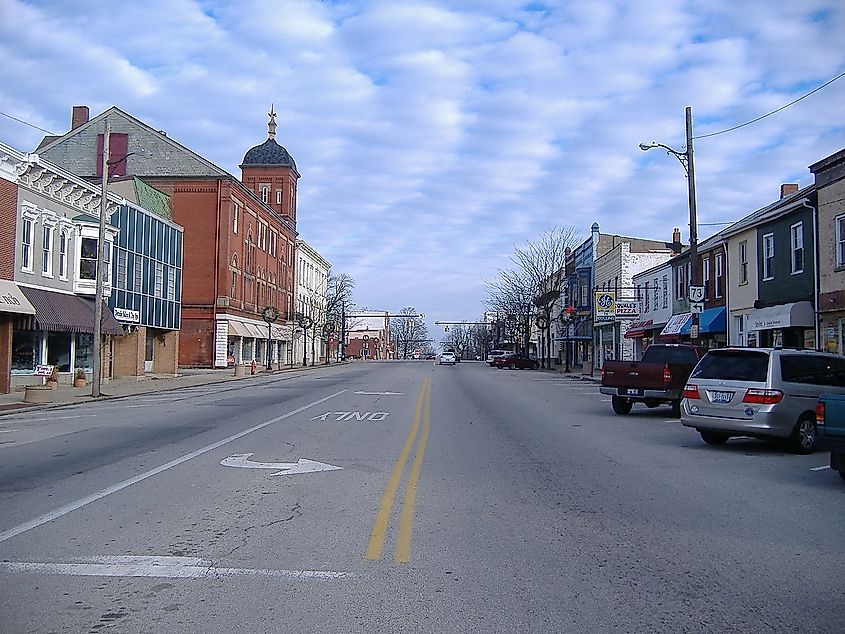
[600,344,706,417]
[816,393,845,481]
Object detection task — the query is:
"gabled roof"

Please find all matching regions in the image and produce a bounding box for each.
[720,184,816,239]
[37,106,229,178]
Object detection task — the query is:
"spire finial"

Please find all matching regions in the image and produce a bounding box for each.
[268,104,277,140]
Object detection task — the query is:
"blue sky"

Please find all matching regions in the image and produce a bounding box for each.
[1,0,843,335]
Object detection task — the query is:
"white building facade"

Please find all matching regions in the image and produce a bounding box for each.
[294,239,330,365]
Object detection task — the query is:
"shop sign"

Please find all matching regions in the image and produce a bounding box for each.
[615,300,639,317]
[214,322,229,368]
[595,291,616,323]
[113,307,140,323]
[751,317,785,330]
[34,364,54,377]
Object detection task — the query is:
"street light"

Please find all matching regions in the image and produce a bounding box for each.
[640,105,700,342]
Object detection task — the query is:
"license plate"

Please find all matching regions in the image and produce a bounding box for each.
[621,388,643,396]
[710,390,734,403]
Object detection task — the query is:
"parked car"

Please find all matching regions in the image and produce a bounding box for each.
[487,349,510,366]
[491,353,540,370]
[816,394,845,481]
[425,353,436,360]
[681,348,845,453]
[439,351,457,365]
[600,344,706,417]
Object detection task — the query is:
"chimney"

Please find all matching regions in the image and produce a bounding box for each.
[672,227,681,244]
[71,106,89,130]
[780,183,799,199]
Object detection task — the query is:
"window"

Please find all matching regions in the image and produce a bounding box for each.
[80,237,98,280]
[762,233,774,280]
[21,218,33,271]
[837,215,845,268]
[96,133,129,177]
[232,202,239,234]
[103,241,111,285]
[260,185,269,203]
[166,266,176,301]
[155,262,164,298]
[715,253,723,298]
[116,249,128,289]
[733,315,745,347]
[643,283,649,312]
[42,225,53,276]
[59,231,69,279]
[790,222,804,273]
[276,190,282,205]
[702,257,710,299]
[739,240,748,284]
[691,349,770,382]
[133,257,142,292]
[675,263,685,299]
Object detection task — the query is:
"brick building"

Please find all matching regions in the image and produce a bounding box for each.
[37,105,299,368]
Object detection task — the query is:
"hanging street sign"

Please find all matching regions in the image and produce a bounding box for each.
[594,291,616,323]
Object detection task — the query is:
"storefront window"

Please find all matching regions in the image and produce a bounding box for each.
[47,331,72,372]
[243,338,254,360]
[12,330,38,372]
[74,333,94,371]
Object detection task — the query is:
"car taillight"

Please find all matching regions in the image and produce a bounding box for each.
[742,389,784,405]
[683,384,699,399]
[663,363,672,384]
[816,401,825,425]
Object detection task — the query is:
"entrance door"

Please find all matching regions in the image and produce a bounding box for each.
[145,330,154,373]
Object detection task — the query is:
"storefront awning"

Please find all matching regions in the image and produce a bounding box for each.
[659,313,692,337]
[679,307,726,335]
[245,322,266,338]
[0,280,36,315]
[624,319,654,339]
[19,286,123,335]
[747,301,814,331]
[226,320,251,337]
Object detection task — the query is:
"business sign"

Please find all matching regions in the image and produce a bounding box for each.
[594,291,616,322]
[113,307,140,323]
[214,321,229,368]
[615,300,639,317]
[34,364,54,377]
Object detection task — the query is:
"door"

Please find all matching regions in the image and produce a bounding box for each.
[145,330,154,373]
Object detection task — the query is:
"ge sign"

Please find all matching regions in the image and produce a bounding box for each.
[688,286,705,303]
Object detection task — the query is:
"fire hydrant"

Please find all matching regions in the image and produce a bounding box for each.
[251,359,256,375]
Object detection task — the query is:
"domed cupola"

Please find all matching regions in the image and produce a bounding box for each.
[240,105,300,222]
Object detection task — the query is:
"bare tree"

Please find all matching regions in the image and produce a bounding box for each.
[442,323,473,359]
[325,271,355,361]
[389,307,430,359]
[486,227,580,364]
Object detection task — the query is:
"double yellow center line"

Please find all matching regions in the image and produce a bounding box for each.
[365,377,431,563]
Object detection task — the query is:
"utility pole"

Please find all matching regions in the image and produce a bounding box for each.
[92,119,110,398]
[685,106,700,343]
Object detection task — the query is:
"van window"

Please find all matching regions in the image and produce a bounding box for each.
[691,350,769,382]
[780,355,818,384]
[811,356,845,387]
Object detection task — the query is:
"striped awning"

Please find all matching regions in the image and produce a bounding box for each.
[19,287,123,335]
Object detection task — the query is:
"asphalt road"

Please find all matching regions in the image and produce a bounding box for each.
[0,360,843,633]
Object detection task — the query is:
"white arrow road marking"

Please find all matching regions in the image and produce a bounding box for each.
[221,453,343,476]
[354,391,403,395]
[0,556,351,579]
[810,465,831,471]
[0,389,347,545]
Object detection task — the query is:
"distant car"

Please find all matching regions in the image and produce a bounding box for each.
[681,348,845,453]
[491,353,539,370]
[439,351,457,365]
[487,350,510,366]
[425,353,436,360]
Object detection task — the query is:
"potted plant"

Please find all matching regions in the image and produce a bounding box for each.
[73,368,87,388]
[46,366,60,390]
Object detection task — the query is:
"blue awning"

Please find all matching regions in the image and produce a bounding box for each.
[679,306,726,335]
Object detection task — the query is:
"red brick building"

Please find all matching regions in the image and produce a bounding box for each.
[39,106,299,368]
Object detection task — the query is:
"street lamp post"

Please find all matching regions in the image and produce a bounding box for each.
[299,315,313,367]
[261,306,279,372]
[640,105,700,342]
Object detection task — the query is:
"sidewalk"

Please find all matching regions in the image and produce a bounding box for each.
[0,363,336,416]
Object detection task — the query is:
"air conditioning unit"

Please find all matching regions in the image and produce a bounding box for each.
[216,296,230,308]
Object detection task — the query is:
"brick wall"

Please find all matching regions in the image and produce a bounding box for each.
[179,314,215,367]
[0,179,17,279]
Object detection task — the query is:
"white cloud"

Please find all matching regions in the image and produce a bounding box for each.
[0,0,843,331]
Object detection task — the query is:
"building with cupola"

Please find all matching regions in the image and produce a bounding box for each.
[39,105,299,369]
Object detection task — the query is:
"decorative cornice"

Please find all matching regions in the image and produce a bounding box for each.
[18,163,119,216]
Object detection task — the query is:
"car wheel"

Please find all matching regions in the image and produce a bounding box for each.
[699,430,730,445]
[532,362,540,370]
[644,399,660,408]
[611,396,632,415]
[670,399,682,418]
[788,415,816,454]
[509,362,517,370]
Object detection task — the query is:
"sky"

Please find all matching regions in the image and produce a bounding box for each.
[1,0,844,338]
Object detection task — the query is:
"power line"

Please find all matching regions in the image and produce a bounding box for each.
[694,70,845,140]
[0,110,57,135]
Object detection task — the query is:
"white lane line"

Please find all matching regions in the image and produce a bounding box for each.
[11,414,93,423]
[810,465,831,471]
[0,556,351,580]
[0,429,18,433]
[0,389,347,545]
[353,391,403,395]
